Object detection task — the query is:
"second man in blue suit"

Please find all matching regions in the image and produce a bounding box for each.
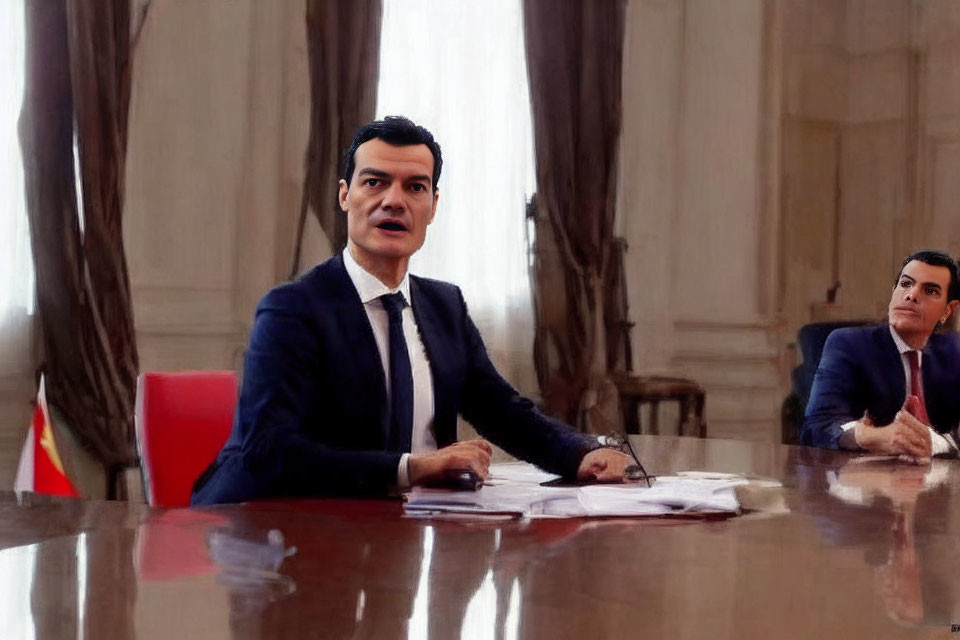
[802,250,960,460]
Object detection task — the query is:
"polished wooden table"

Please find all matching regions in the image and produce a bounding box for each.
[2,435,959,639]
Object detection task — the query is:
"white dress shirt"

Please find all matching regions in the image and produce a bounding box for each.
[840,325,956,455]
[342,249,437,487]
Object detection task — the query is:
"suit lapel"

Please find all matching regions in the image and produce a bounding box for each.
[409,278,458,447]
[326,255,390,446]
[921,334,959,431]
[922,340,939,428]
[876,325,906,408]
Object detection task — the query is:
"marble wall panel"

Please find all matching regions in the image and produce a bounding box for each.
[808,0,848,50]
[136,333,246,374]
[782,0,846,53]
[124,0,254,292]
[619,0,782,440]
[232,0,309,322]
[778,121,840,333]
[782,0,813,53]
[916,0,960,48]
[617,0,684,373]
[927,140,960,254]
[671,319,782,441]
[923,44,960,121]
[847,51,909,123]
[124,0,309,376]
[674,0,764,320]
[784,51,849,121]
[132,288,235,332]
[837,123,906,317]
[844,0,911,55]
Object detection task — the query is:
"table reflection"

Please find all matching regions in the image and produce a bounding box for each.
[248,512,599,639]
[802,457,957,628]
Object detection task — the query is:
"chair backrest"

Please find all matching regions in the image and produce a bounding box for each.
[793,321,872,409]
[135,371,237,507]
[781,321,872,443]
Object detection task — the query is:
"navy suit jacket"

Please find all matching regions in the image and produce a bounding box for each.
[191,255,599,505]
[801,324,960,449]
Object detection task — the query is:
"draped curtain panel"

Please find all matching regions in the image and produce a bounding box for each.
[19,0,138,476]
[290,0,382,278]
[524,0,627,432]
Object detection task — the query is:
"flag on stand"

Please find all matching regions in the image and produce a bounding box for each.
[14,375,80,498]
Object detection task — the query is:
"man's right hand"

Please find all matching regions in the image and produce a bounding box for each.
[407,439,493,486]
[855,407,932,462]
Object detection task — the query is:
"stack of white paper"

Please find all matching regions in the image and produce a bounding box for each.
[404,462,746,519]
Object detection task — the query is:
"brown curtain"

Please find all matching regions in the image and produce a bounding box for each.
[19,0,139,481]
[289,0,383,278]
[524,0,627,432]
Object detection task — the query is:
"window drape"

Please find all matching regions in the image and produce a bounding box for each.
[290,0,383,278]
[376,0,539,395]
[524,0,628,432]
[19,0,138,479]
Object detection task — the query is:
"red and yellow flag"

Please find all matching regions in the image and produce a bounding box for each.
[14,375,80,498]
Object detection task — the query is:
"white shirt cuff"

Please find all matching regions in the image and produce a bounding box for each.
[930,428,954,456]
[840,420,956,457]
[838,420,861,450]
[397,453,411,490]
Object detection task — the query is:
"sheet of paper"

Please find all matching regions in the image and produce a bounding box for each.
[580,476,745,514]
[405,483,579,516]
[486,462,559,486]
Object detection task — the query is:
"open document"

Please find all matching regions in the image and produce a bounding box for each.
[404,462,752,519]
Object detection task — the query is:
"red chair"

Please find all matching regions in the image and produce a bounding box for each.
[135,371,237,507]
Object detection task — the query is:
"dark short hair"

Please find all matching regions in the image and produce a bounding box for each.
[342,116,443,192]
[897,250,960,302]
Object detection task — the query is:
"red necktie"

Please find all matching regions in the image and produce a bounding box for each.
[906,350,931,425]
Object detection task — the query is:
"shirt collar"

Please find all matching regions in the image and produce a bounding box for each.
[343,247,411,306]
[888,324,916,356]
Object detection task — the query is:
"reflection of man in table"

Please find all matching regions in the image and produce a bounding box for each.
[828,459,953,627]
[192,116,631,505]
[802,250,960,459]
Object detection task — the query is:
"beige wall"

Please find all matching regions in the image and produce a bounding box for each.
[618,0,783,441]
[780,0,960,330]
[124,0,317,375]
[619,0,960,442]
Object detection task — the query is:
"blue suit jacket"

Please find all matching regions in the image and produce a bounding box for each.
[191,255,599,504]
[801,324,960,449]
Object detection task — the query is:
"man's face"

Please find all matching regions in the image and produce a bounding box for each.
[338,138,438,271]
[888,260,958,344]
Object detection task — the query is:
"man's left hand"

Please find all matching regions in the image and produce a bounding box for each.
[577,448,635,482]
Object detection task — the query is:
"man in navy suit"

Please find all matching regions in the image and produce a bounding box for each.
[192,117,631,504]
[802,250,960,460]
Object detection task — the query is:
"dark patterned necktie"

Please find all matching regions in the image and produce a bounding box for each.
[906,350,931,425]
[380,293,413,452]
